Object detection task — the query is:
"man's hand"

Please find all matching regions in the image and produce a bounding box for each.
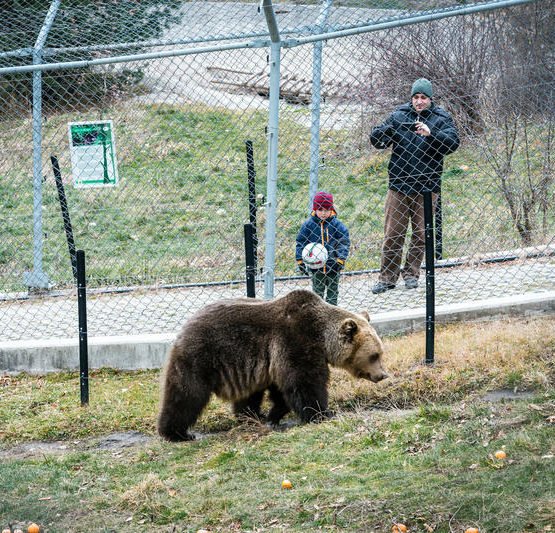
[415,121,431,136]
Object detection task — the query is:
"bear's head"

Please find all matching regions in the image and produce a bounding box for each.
[334,312,388,383]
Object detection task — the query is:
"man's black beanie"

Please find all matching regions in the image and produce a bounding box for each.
[411,78,433,98]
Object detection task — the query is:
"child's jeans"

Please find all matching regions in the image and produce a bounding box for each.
[311,270,340,306]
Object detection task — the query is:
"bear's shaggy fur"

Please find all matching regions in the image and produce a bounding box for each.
[157,289,387,441]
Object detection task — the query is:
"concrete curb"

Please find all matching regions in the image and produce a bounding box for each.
[371,290,555,335]
[0,333,174,374]
[1,291,554,374]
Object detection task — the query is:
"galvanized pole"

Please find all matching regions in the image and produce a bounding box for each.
[261,0,281,300]
[308,0,333,212]
[23,0,61,289]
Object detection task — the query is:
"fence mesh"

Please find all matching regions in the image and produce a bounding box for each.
[0,0,553,344]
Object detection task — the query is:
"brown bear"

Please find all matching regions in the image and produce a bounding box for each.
[157,289,387,441]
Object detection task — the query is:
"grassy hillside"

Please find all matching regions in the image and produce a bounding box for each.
[3,99,545,294]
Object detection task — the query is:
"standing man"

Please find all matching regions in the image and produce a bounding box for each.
[370,78,460,294]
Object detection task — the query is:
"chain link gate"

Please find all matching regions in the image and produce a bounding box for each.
[0,0,553,348]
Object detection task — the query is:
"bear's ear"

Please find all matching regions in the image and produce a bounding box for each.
[358,310,370,322]
[340,318,358,341]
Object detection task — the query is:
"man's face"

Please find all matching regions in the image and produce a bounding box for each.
[412,93,431,113]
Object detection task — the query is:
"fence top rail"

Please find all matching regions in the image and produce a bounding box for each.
[0,0,539,76]
[0,0,539,71]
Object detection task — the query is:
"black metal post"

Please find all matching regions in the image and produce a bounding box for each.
[51,155,77,280]
[435,190,443,260]
[423,191,435,365]
[76,250,89,405]
[244,223,256,298]
[245,140,258,268]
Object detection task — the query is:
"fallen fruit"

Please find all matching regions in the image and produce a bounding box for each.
[494,450,507,460]
[281,479,293,489]
[464,528,479,533]
[392,524,408,533]
[2,528,11,533]
[28,525,40,533]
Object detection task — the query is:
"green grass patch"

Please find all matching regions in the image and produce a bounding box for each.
[3,98,553,293]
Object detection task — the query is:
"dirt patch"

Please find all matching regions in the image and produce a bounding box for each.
[94,430,152,450]
[481,389,535,402]
[0,440,73,460]
[0,430,154,460]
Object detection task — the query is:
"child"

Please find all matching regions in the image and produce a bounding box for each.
[295,191,350,306]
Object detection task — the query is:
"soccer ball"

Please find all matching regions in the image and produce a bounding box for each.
[302,242,328,269]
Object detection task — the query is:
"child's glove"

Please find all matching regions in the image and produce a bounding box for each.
[296,261,309,276]
[328,259,345,275]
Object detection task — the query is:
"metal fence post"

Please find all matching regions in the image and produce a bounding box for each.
[435,190,443,260]
[76,250,89,405]
[424,191,435,365]
[261,0,281,300]
[22,0,60,290]
[308,0,333,212]
[244,223,256,298]
[245,140,258,269]
[51,155,77,281]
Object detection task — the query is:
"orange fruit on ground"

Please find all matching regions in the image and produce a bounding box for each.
[28,525,40,533]
[464,528,479,533]
[494,450,507,460]
[2,528,11,533]
[281,479,293,489]
[392,524,408,533]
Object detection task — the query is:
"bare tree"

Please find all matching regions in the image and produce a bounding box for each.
[357,3,554,247]
[475,108,554,246]
[477,2,555,246]
[361,13,500,134]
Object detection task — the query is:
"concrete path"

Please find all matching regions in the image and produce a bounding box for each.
[1,258,554,373]
[1,258,555,343]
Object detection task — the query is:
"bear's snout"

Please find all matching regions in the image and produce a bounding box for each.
[370,370,389,383]
[355,369,389,383]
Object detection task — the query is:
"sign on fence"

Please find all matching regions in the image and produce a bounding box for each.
[68,121,119,188]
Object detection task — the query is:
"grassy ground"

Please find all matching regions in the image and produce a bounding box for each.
[1,315,554,532]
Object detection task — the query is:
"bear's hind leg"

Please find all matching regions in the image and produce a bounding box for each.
[267,385,291,426]
[233,390,265,420]
[157,381,211,442]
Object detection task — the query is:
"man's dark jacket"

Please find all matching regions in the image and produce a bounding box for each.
[370,102,460,194]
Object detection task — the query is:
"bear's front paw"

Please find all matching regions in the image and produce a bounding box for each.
[267,420,298,431]
[303,407,334,423]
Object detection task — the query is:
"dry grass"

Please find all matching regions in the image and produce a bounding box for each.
[327,315,554,410]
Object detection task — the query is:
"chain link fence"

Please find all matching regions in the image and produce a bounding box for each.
[1,0,553,344]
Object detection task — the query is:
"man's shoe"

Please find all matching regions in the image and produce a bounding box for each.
[372,281,395,294]
[405,278,419,289]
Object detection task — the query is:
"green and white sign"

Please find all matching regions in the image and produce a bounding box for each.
[68,121,119,188]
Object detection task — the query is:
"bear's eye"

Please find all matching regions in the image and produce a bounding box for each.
[368,353,379,363]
